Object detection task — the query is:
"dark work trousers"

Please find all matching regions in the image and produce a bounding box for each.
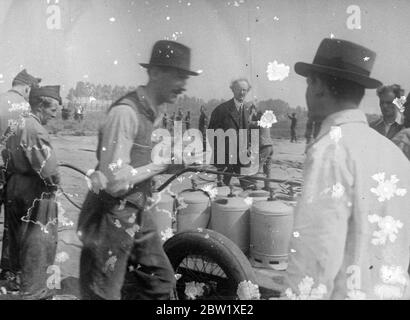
[79,192,176,300]
[216,165,241,186]
[260,145,274,169]
[291,128,297,143]
[0,205,11,272]
[5,174,58,299]
[216,164,256,190]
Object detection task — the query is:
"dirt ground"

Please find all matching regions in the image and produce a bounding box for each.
[0,135,306,300]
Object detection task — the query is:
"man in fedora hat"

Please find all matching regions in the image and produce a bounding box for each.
[78,40,199,300]
[2,85,61,299]
[284,38,410,299]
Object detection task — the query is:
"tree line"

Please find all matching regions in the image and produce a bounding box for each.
[57,81,378,138]
[66,81,308,122]
[66,81,137,102]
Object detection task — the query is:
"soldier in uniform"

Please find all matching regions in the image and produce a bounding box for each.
[3,86,61,299]
[0,69,41,284]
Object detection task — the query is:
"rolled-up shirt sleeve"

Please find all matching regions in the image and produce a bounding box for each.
[98,105,139,196]
[285,142,354,299]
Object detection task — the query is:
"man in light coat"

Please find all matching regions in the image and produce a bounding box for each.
[285,38,410,300]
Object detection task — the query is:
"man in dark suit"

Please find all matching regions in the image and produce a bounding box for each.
[208,78,251,186]
[370,84,404,140]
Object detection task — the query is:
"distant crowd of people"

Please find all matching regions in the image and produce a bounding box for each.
[62,102,85,122]
[162,108,191,130]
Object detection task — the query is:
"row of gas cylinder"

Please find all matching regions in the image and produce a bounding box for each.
[148,181,294,271]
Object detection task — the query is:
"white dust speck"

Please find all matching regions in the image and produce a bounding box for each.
[266,60,290,81]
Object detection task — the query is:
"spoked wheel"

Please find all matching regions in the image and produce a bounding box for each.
[164,229,257,300]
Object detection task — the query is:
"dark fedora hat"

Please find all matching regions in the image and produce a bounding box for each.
[140,40,199,76]
[295,38,382,89]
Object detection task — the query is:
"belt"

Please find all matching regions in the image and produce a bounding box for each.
[99,188,148,211]
[6,171,39,178]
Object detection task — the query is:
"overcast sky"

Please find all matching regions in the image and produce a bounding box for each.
[1,0,409,113]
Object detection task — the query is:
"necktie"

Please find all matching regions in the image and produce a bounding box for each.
[239,105,243,128]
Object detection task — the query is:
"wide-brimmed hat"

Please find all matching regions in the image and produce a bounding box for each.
[295,38,382,89]
[140,40,199,76]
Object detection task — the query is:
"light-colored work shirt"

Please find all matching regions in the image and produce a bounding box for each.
[285,109,410,300]
[97,86,160,198]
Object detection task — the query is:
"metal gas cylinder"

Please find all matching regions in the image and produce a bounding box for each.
[250,192,294,271]
[210,191,251,255]
[209,174,242,199]
[217,174,241,195]
[177,180,211,232]
[239,189,270,202]
[146,191,175,241]
[215,185,243,199]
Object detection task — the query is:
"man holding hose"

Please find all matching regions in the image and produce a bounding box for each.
[78,40,200,300]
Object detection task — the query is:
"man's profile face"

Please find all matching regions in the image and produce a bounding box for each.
[40,99,59,125]
[306,76,334,122]
[305,77,320,121]
[232,80,250,103]
[156,68,188,104]
[379,91,397,120]
[23,85,31,101]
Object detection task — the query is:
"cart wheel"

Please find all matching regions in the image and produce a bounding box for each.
[164,229,257,300]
